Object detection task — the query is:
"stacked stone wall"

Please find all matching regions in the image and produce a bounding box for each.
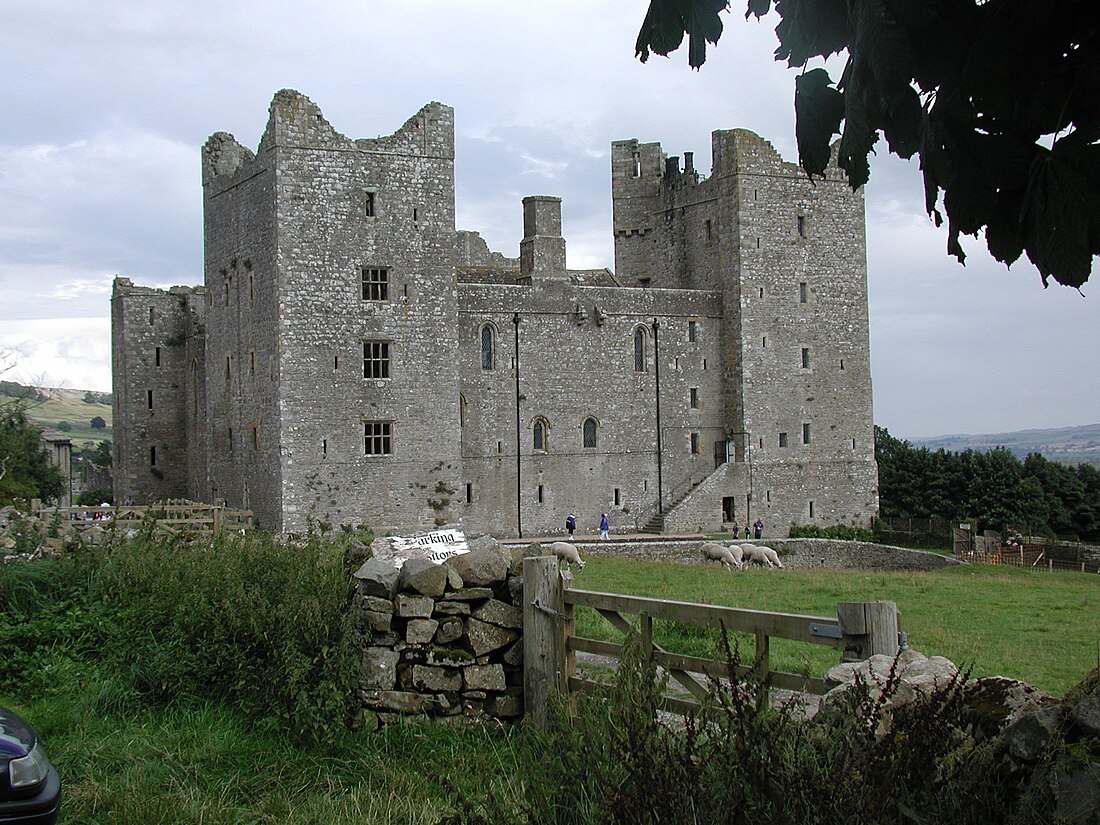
[353,540,524,723]
[562,537,958,571]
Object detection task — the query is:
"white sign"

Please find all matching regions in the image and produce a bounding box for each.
[375,528,469,566]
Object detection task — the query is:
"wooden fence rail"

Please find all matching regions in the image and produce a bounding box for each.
[32,500,253,536]
[522,556,899,730]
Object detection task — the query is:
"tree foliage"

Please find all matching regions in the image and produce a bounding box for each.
[875,426,1100,539]
[636,0,1100,288]
[0,405,65,505]
[90,416,107,429]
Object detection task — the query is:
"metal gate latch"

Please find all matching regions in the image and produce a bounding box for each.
[531,598,568,620]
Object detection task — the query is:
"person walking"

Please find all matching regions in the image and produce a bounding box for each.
[753,518,764,539]
[599,513,610,540]
[566,512,577,540]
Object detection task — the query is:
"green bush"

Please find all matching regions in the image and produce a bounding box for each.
[76,489,113,506]
[95,530,360,744]
[457,631,1035,825]
[788,523,875,542]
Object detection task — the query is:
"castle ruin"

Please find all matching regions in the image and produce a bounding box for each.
[112,89,878,536]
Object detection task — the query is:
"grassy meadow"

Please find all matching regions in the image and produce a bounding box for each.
[574,555,1100,695]
[2,534,1098,823]
[9,388,113,449]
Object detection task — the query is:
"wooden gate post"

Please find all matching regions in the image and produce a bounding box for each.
[837,601,899,662]
[523,556,566,731]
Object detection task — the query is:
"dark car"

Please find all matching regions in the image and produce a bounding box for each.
[0,706,61,825]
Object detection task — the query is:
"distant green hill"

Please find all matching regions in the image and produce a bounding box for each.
[910,423,1100,467]
[1,385,113,451]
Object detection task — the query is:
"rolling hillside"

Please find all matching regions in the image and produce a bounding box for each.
[1,385,113,450]
[910,423,1100,467]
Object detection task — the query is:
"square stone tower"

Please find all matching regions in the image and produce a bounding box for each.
[199,90,462,533]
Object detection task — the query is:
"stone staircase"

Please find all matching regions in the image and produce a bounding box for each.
[640,481,702,534]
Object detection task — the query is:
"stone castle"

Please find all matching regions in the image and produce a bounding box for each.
[112,89,878,536]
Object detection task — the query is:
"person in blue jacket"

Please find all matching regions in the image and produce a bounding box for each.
[599,513,610,540]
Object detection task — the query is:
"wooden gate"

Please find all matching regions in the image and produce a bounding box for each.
[522,556,900,730]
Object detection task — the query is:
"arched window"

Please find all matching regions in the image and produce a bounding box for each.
[582,417,598,449]
[533,418,548,452]
[633,327,647,372]
[480,324,495,370]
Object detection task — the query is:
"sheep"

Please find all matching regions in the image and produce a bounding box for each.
[701,541,742,570]
[545,540,586,571]
[741,543,784,569]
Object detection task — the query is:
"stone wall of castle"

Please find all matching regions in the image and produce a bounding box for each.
[113,91,878,537]
[112,280,204,503]
[609,127,878,534]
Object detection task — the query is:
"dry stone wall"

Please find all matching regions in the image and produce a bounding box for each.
[352,539,525,723]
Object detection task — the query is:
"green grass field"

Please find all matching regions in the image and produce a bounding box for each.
[3,546,1098,823]
[6,389,112,449]
[572,556,1100,696]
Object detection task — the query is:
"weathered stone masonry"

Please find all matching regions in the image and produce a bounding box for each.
[113,89,878,537]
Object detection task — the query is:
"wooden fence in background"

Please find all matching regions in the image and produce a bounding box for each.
[522,556,900,730]
[33,499,253,536]
[952,527,1100,573]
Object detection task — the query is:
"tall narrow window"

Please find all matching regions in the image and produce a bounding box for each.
[537,484,544,504]
[224,278,231,307]
[363,341,391,379]
[365,192,376,218]
[149,446,157,466]
[364,421,393,456]
[798,215,806,237]
[779,432,788,448]
[250,350,256,377]
[633,327,647,372]
[149,307,155,325]
[688,320,697,342]
[155,346,161,367]
[481,325,495,370]
[361,267,389,301]
[690,432,700,454]
[225,355,231,382]
[803,423,811,445]
[689,387,698,409]
[614,488,621,506]
[249,273,255,302]
[583,418,598,449]
[801,347,811,369]
[632,150,641,177]
[704,219,713,244]
[147,390,153,410]
[466,483,473,503]
[251,424,259,450]
[533,419,547,452]
[228,428,233,453]
[809,500,815,518]
[799,281,808,303]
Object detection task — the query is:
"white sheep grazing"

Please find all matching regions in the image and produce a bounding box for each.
[546,540,586,570]
[701,541,742,570]
[741,543,784,568]
[726,543,745,567]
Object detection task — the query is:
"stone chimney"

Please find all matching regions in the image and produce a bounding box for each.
[519,196,567,277]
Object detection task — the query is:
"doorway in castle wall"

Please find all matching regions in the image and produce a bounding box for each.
[722,496,736,525]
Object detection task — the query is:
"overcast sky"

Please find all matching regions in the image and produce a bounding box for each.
[1,0,1095,440]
